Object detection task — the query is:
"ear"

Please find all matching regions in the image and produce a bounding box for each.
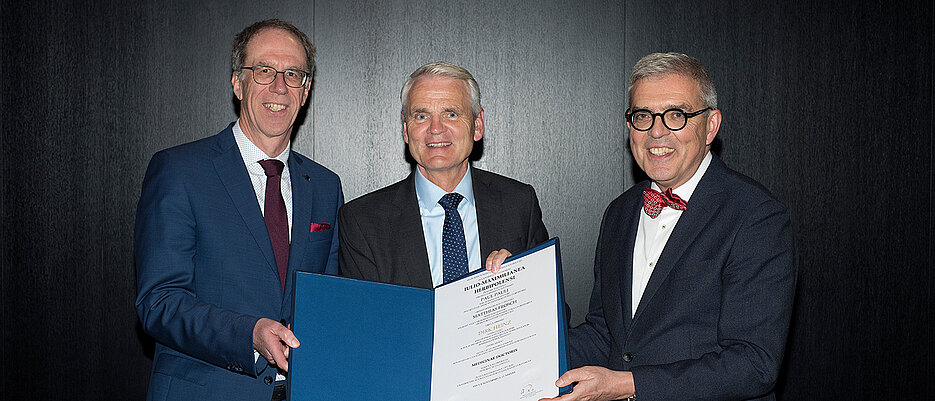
[401,113,410,144]
[473,109,485,141]
[232,71,244,101]
[300,80,311,107]
[705,109,722,145]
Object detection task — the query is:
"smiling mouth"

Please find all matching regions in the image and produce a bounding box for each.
[649,147,674,156]
[427,142,452,148]
[264,103,286,112]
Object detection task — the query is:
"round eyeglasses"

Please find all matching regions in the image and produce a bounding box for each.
[240,66,310,88]
[626,107,711,131]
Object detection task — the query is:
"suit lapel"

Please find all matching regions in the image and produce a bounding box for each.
[393,172,434,288]
[472,168,500,257]
[615,185,645,334]
[283,154,313,297]
[211,129,278,278]
[632,158,727,322]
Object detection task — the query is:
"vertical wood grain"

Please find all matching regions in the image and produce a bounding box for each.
[308,0,627,324]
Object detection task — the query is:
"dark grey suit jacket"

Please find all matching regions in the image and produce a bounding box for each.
[338,167,548,288]
[567,155,797,401]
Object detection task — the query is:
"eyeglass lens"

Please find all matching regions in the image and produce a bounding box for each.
[250,67,307,88]
[629,109,688,131]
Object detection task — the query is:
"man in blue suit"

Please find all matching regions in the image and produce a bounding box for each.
[547,53,797,400]
[135,19,342,401]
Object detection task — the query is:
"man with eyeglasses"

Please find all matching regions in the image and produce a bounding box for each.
[135,19,341,401]
[546,53,797,401]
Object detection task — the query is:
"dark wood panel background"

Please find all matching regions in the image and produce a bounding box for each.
[1,0,931,399]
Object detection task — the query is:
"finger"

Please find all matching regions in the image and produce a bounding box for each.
[540,394,575,401]
[493,250,510,266]
[275,325,301,349]
[485,249,512,273]
[555,368,586,387]
[485,251,500,273]
[271,345,290,372]
[262,349,275,364]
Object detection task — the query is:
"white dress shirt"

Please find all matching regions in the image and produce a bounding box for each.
[631,152,712,317]
[232,120,293,239]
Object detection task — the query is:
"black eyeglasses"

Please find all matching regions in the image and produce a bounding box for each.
[625,107,711,131]
[240,66,310,88]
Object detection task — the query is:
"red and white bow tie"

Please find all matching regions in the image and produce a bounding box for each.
[642,187,687,218]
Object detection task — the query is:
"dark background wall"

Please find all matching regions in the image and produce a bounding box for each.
[1,0,931,399]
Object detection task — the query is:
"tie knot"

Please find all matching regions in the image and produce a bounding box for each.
[259,159,284,177]
[438,192,464,211]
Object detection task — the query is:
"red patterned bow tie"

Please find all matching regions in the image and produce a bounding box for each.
[642,187,688,218]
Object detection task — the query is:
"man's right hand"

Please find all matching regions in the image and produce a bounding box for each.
[540,366,635,401]
[253,318,300,372]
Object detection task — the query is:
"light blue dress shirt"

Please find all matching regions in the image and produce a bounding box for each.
[414,168,481,287]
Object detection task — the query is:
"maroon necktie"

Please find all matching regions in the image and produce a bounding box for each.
[642,187,687,218]
[259,159,289,290]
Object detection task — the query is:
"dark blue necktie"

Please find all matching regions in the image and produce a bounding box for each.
[439,192,468,284]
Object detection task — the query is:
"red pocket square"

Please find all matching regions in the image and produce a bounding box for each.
[309,222,331,232]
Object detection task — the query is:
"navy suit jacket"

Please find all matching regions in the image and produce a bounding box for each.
[568,155,797,400]
[337,167,548,288]
[135,123,343,401]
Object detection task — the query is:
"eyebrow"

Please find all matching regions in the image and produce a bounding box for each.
[631,103,693,112]
[253,61,306,71]
[409,106,464,115]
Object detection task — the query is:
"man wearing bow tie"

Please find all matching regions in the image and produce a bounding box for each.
[338,62,548,289]
[548,53,797,401]
[135,19,342,401]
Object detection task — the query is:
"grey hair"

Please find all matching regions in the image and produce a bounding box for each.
[231,19,316,82]
[628,52,717,109]
[400,62,482,117]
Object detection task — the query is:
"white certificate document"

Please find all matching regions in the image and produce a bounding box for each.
[430,241,563,401]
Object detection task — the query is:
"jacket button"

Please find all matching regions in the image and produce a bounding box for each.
[623,352,633,362]
[264,375,274,385]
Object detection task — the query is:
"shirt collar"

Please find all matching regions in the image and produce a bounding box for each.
[232,119,291,166]
[415,167,475,211]
[651,151,712,203]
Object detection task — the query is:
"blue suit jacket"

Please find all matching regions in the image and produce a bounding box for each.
[568,156,797,400]
[135,123,343,401]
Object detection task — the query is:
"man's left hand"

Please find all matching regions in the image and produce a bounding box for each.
[485,249,512,274]
[253,318,300,372]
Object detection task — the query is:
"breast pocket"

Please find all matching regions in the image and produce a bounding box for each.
[295,228,333,272]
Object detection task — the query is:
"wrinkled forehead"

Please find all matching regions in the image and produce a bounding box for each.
[407,76,471,106]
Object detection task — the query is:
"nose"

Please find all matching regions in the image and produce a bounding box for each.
[429,116,444,134]
[647,115,669,138]
[268,72,288,95]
